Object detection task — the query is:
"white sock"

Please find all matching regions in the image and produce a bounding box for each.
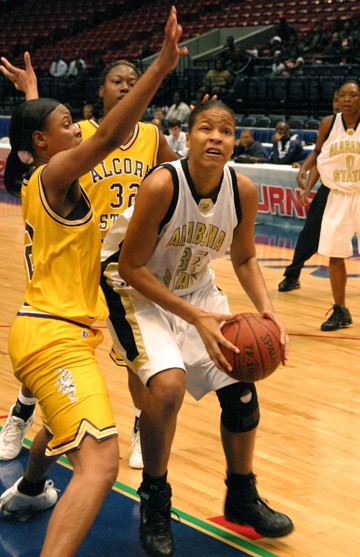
[18,388,37,406]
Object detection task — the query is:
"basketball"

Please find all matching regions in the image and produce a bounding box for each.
[220,313,282,382]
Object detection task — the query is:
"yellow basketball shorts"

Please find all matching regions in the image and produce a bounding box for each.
[8,315,117,457]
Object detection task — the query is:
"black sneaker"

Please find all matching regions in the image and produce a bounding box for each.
[321,304,352,331]
[224,474,294,538]
[138,483,175,557]
[278,277,300,292]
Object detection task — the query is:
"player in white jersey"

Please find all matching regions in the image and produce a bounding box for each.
[106,99,293,557]
[297,79,360,330]
[0,9,186,556]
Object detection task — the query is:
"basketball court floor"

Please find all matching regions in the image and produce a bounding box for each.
[1,206,360,556]
[0,443,279,557]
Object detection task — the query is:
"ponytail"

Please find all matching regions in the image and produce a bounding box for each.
[4,98,59,198]
[4,150,33,198]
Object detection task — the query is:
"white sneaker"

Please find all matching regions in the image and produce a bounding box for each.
[129,429,143,469]
[0,405,35,461]
[0,476,58,518]
[0,460,24,490]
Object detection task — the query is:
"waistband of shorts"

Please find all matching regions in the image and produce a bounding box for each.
[17,303,94,329]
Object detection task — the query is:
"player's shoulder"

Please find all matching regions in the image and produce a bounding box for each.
[76,119,98,136]
[234,170,256,192]
[138,120,157,132]
[319,113,336,131]
[137,120,159,141]
[233,170,258,206]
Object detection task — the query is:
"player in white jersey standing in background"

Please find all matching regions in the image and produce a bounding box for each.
[298,79,360,330]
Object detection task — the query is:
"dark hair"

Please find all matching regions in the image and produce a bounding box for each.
[99,59,141,88]
[187,99,235,133]
[168,119,182,128]
[5,98,60,197]
[338,79,360,91]
[240,128,254,138]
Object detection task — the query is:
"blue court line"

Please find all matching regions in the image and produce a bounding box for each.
[0,437,280,557]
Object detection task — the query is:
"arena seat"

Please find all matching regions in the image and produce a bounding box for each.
[304,118,321,130]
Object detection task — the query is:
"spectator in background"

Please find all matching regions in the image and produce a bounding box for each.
[270,51,288,76]
[151,117,163,132]
[220,35,236,68]
[276,14,298,47]
[270,121,305,165]
[285,47,304,75]
[165,119,188,157]
[232,128,269,163]
[166,90,191,124]
[303,21,327,54]
[66,51,86,79]
[322,32,343,63]
[204,59,232,97]
[268,36,284,57]
[49,52,68,78]
[153,106,168,134]
[82,103,94,120]
[227,46,255,76]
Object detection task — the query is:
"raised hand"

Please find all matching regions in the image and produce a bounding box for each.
[0,51,38,100]
[156,6,188,73]
[190,94,218,111]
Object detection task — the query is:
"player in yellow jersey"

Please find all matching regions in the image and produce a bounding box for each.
[0,9,186,556]
[82,58,180,467]
[78,59,178,240]
[0,50,180,470]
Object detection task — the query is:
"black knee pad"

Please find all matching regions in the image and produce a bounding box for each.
[216,382,259,433]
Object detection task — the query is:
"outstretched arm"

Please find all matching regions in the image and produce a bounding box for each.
[0,51,39,100]
[43,7,188,204]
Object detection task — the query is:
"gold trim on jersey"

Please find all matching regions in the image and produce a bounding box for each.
[77,119,159,155]
[109,345,125,366]
[37,168,93,227]
[45,419,118,457]
[119,123,140,150]
[17,303,96,328]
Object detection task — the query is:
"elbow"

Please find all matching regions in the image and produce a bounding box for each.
[118,257,127,281]
[118,255,136,288]
[118,251,129,280]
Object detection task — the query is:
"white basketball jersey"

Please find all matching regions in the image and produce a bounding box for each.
[101,159,241,297]
[317,112,360,193]
[145,159,241,296]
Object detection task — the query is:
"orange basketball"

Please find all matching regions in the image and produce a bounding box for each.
[220,313,282,382]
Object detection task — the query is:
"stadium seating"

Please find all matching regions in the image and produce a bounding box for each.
[0,0,358,120]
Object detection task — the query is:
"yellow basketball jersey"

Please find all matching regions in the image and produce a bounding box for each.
[21,166,107,323]
[77,119,159,239]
